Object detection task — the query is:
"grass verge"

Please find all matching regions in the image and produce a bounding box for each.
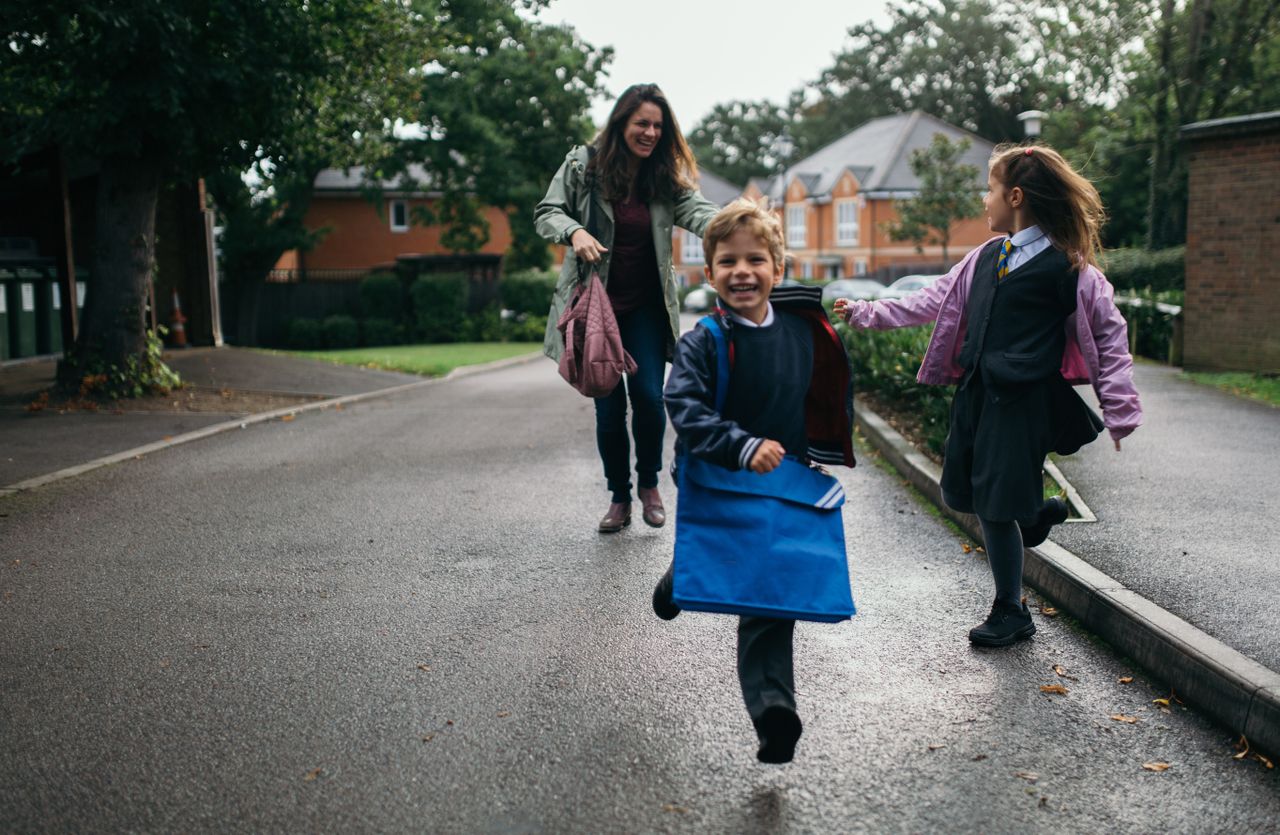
[270,343,540,377]
[1182,371,1280,408]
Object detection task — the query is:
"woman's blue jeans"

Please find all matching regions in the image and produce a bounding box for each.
[595,301,668,503]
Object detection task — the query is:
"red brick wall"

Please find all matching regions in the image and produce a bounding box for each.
[1184,130,1280,371]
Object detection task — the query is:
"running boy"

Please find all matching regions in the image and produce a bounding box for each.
[651,198,855,764]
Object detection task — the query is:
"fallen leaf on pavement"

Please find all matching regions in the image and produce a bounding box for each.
[497,711,510,718]
[1118,676,1134,684]
[304,768,322,781]
[417,664,431,672]
[1052,665,1078,681]
[662,804,688,814]
[1234,735,1251,760]
[1015,771,1039,783]
[281,414,296,422]
[1152,698,1170,707]
[928,743,945,751]
[961,543,973,553]
[1142,762,1170,772]
[1039,606,1059,617]
[1040,684,1069,695]
[973,754,988,761]
[975,546,985,553]
[1255,753,1274,769]
[421,734,434,742]
[1110,714,1139,724]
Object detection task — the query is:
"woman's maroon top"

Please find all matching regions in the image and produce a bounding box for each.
[607,197,662,313]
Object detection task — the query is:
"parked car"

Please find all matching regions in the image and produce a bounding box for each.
[877,274,943,300]
[682,285,715,312]
[821,278,884,304]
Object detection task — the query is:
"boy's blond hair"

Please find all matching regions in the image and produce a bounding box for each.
[702,198,786,270]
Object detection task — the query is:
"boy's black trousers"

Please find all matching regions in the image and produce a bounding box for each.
[737,616,796,728]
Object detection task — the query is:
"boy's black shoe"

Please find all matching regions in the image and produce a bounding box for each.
[1020,496,1069,548]
[756,706,803,764]
[652,565,680,620]
[968,599,1036,647]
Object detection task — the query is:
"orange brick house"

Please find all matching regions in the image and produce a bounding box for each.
[744,111,995,280]
[272,164,513,279]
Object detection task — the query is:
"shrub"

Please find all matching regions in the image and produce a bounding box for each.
[460,305,505,342]
[509,313,548,343]
[1100,246,1185,293]
[501,269,557,314]
[360,317,401,347]
[287,317,324,350]
[360,272,404,322]
[834,314,952,456]
[322,314,359,349]
[411,272,468,342]
[1113,288,1184,363]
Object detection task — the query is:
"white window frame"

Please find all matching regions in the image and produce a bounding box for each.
[800,260,813,279]
[390,199,409,233]
[855,259,868,276]
[681,229,704,264]
[835,200,859,246]
[786,204,806,248]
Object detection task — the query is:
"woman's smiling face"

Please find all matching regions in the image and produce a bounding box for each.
[623,102,663,160]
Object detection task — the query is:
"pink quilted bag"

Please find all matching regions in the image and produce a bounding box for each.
[556,271,636,398]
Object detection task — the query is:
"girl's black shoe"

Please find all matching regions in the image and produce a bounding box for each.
[651,565,680,620]
[756,706,803,764]
[1020,496,1069,547]
[968,599,1036,646]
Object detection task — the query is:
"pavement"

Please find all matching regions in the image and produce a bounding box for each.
[2,344,1278,763]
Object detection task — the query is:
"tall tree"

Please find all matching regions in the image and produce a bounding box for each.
[1,0,419,392]
[687,100,797,185]
[886,134,983,264]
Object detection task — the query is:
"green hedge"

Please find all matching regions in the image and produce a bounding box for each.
[323,314,360,349]
[835,315,952,456]
[411,272,468,343]
[360,272,404,322]
[1114,288,1184,363]
[1101,246,1185,293]
[501,269,557,314]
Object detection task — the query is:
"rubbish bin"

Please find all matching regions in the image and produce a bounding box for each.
[36,270,63,355]
[2,267,38,358]
[0,274,9,361]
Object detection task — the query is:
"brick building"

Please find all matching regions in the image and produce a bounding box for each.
[747,111,995,281]
[1181,111,1280,372]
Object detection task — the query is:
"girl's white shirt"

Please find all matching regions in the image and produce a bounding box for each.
[1005,225,1052,273]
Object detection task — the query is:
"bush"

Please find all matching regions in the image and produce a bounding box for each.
[411,272,468,342]
[508,313,548,343]
[322,314,359,349]
[360,317,402,347]
[1114,288,1184,363]
[1101,246,1185,293]
[286,317,324,350]
[360,272,404,322]
[501,269,557,315]
[835,315,952,456]
[460,305,505,342]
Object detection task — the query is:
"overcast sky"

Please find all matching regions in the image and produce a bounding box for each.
[542,0,893,129]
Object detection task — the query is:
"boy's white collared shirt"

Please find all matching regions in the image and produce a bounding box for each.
[1005,225,1052,274]
[726,302,775,328]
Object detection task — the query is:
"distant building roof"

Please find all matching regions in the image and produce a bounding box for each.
[694,167,742,206]
[765,110,995,202]
[313,164,440,194]
[1181,110,1280,141]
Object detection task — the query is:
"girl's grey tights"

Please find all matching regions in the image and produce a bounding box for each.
[977,516,1024,606]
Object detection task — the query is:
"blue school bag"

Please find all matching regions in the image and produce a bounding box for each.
[671,315,856,623]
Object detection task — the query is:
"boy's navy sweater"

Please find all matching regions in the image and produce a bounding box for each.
[664,284,856,471]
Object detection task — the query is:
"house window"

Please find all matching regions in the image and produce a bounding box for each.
[390,199,409,232]
[786,205,806,248]
[800,260,813,279]
[855,259,868,276]
[828,262,843,279]
[681,229,704,264]
[836,200,859,246]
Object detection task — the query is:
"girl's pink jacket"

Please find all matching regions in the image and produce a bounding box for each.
[843,237,1143,441]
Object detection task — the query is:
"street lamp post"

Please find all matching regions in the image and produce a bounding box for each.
[1017,110,1046,140]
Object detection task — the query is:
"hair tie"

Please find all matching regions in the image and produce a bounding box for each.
[1024,148,1034,156]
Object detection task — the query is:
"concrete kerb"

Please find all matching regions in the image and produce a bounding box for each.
[854,396,1280,758]
[1,350,542,496]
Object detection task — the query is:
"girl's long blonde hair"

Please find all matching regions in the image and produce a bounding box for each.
[989,143,1105,270]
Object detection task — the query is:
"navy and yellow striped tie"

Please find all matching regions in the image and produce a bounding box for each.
[996,239,1014,281]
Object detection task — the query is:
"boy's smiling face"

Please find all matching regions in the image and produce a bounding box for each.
[706,227,784,325]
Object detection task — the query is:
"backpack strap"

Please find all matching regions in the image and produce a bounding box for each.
[698,314,731,415]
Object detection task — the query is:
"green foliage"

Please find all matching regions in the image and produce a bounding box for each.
[360,318,402,347]
[500,270,557,315]
[887,134,983,263]
[359,272,405,321]
[411,273,468,343]
[1101,247,1185,293]
[835,316,952,456]
[687,100,797,184]
[74,329,182,400]
[1113,288,1184,363]
[287,318,325,350]
[322,315,359,349]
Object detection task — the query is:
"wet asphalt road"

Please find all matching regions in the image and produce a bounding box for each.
[2,359,1278,833]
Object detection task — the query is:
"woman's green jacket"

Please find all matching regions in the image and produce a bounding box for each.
[534,145,721,362]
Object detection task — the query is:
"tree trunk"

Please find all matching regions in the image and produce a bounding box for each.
[1146,0,1177,250]
[58,156,163,388]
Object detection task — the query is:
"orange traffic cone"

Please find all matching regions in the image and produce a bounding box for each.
[170,289,188,348]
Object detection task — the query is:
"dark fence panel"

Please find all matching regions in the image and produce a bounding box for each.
[221,279,362,347]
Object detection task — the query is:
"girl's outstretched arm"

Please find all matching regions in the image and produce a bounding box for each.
[1081,266,1143,444]
[835,241,990,330]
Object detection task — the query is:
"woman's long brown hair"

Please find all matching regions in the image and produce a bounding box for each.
[990,143,1105,270]
[590,83,698,203]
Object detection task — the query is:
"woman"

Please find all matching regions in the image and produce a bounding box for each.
[535,83,720,533]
